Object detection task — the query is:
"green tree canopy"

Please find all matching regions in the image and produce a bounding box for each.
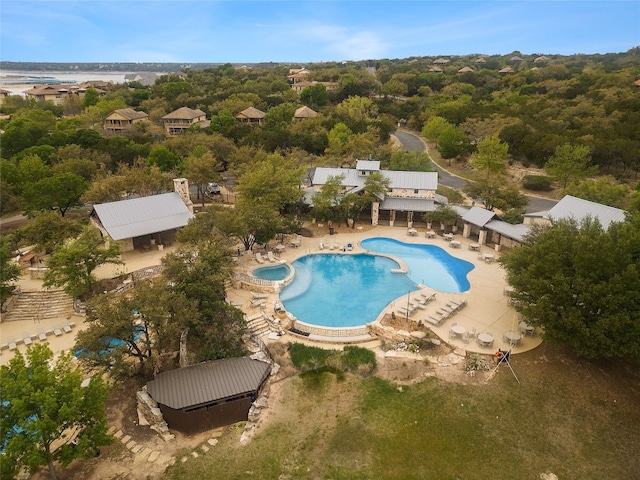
[21,172,88,217]
[19,211,83,254]
[544,143,597,189]
[500,216,640,360]
[0,236,21,307]
[471,133,509,179]
[43,226,122,298]
[0,344,111,480]
[563,175,631,209]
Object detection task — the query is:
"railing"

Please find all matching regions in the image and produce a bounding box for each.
[232,272,274,288]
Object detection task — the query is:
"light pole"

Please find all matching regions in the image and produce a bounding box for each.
[406,291,410,321]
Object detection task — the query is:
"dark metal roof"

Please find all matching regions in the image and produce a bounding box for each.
[146,358,271,410]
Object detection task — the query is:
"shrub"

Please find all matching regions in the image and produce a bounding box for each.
[522,175,553,191]
[289,343,377,375]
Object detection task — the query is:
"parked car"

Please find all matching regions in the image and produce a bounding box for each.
[205,183,220,195]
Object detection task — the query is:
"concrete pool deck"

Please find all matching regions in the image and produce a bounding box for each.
[231,224,542,355]
[1,224,541,367]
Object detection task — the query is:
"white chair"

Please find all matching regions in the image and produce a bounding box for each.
[267,251,278,263]
[255,253,265,264]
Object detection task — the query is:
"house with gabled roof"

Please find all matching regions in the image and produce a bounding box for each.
[89,178,194,252]
[104,108,149,134]
[433,58,450,65]
[235,106,266,126]
[309,160,439,227]
[161,107,209,136]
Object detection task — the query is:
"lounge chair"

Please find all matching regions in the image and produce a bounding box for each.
[251,292,268,299]
[8,337,17,351]
[425,315,444,327]
[328,242,335,250]
[53,325,63,337]
[255,253,265,264]
[250,299,265,308]
[346,243,353,251]
[267,251,278,263]
[38,329,47,341]
[420,292,436,302]
[318,242,324,250]
[63,323,73,333]
[23,333,33,346]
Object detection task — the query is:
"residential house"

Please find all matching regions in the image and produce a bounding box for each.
[294,106,318,119]
[104,108,149,134]
[433,58,450,65]
[89,178,194,252]
[290,81,339,94]
[458,66,474,73]
[310,160,439,227]
[287,67,311,83]
[235,107,266,126]
[161,107,210,136]
[124,73,159,86]
[0,88,12,106]
[23,83,106,106]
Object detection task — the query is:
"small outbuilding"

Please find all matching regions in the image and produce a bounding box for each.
[146,357,271,434]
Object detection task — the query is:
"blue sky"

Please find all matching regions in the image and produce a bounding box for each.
[1,1,638,63]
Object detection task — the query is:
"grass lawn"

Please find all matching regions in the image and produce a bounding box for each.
[164,344,640,479]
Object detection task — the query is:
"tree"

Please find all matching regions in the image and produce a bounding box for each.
[300,83,328,109]
[544,143,597,189]
[500,216,640,360]
[421,116,450,141]
[146,145,179,173]
[236,154,305,213]
[75,281,195,377]
[19,211,83,254]
[437,124,470,162]
[312,174,345,225]
[185,148,223,208]
[423,204,460,232]
[0,236,21,308]
[162,242,246,363]
[387,150,435,172]
[43,226,122,298]
[0,344,111,480]
[471,133,509,179]
[82,88,100,108]
[464,178,527,212]
[564,176,632,209]
[21,172,88,217]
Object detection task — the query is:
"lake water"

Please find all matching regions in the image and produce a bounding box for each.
[0,71,137,95]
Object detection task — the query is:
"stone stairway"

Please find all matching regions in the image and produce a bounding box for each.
[246,313,271,337]
[4,290,75,322]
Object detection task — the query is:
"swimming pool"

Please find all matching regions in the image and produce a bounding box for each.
[280,253,417,328]
[361,237,474,292]
[280,238,475,328]
[253,263,291,281]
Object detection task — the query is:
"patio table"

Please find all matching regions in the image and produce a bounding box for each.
[451,324,466,337]
[483,253,495,263]
[503,331,522,346]
[275,244,286,252]
[425,230,436,238]
[407,228,418,236]
[469,243,480,251]
[449,240,461,249]
[477,333,494,348]
[443,233,454,241]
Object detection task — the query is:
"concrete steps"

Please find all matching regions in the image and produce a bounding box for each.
[246,314,271,337]
[4,290,74,322]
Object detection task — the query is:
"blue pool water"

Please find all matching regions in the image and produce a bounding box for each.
[280,253,417,328]
[280,238,475,328]
[361,237,474,292]
[253,263,291,281]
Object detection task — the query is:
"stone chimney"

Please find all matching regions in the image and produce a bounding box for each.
[173,178,193,213]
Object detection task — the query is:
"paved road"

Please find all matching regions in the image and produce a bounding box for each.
[394,129,557,213]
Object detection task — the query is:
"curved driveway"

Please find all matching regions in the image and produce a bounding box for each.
[394,129,557,213]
